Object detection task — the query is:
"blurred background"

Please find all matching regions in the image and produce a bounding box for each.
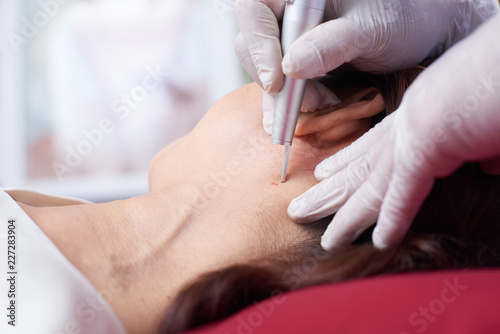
[0,0,248,202]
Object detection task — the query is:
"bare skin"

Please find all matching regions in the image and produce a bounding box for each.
[13,83,384,333]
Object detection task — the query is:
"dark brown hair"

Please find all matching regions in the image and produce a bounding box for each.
[160,64,500,334]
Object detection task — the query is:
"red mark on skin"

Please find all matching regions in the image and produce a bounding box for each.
[270,182,278,187]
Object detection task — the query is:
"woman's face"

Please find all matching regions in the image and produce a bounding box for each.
[148,82,384,260]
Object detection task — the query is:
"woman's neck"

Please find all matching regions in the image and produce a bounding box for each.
[18,188,204,333]
[17,182,292,333]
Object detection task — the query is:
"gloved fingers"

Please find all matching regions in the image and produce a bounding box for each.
[320,169,389,251]
[234,33,263,87]
[372,169,435,249]
[480,156,500,176]
[233,0,285,93]
[288,154,371,224]
[319,137,393,250]
[262,91,275,135]
[315,116,393,181]
[282,17,364,79]
[300,80,341,112]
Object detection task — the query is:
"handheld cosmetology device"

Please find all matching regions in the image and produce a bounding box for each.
[272,0,327,182]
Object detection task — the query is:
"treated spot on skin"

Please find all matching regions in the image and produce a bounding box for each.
[270,182,278,187]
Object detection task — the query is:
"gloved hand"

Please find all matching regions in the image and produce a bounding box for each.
[287,14,500,251]
[233,0,500,134]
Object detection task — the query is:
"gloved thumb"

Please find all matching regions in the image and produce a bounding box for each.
[262,91,275,135]
[282,17,364,79]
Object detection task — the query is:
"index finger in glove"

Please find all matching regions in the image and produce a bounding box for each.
[288,153,372,224]
[234,0,285,93]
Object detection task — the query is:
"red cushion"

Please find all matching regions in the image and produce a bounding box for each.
[186,269,500,334]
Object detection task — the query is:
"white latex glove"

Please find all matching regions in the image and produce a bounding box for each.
[288,14,500,251]
[234,0,500,134]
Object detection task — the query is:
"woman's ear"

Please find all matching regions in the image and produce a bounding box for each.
[295,87,385,148]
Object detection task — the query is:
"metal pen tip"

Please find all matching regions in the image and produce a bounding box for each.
[281,146,291,183]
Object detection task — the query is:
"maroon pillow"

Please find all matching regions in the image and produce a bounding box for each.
[186,269,500,334]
